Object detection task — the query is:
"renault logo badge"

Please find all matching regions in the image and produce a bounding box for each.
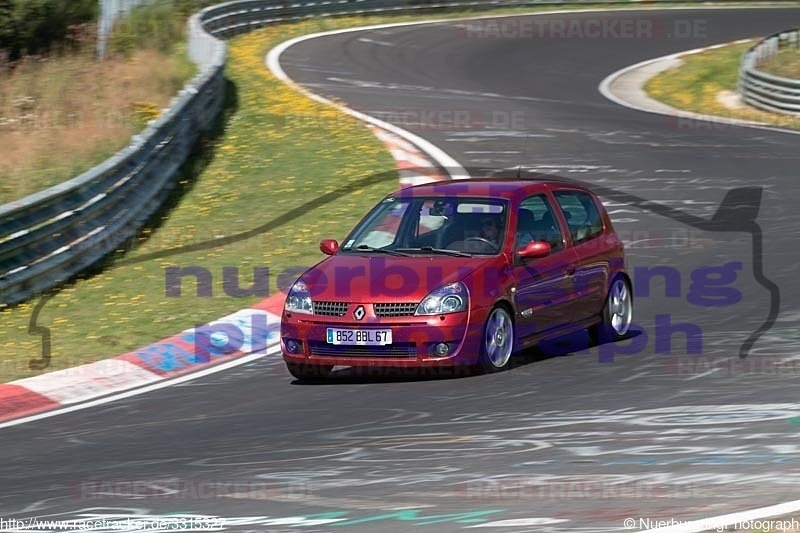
[354,305,366,321]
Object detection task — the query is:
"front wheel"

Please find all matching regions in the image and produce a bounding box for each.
[480,306,515,372]
[590,277,633,344]
[286,362,333,381]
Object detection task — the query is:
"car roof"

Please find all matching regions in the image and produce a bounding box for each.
[392,176,594,200]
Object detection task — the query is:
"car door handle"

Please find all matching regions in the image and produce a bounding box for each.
[565,266,575,276]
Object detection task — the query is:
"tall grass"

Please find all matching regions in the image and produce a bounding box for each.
[0,3,196,205]
[645,41,800,130]
[760,46,800,79]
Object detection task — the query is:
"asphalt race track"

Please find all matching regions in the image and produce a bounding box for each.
[3,7,800,533]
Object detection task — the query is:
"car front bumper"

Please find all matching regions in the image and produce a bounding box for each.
[280,307,489,368]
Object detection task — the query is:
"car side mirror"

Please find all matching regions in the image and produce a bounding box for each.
[518,241,551,259]
[320,239,339,255]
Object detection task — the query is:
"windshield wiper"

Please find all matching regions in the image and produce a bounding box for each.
[397,247,473,257]
[349,245,410,257]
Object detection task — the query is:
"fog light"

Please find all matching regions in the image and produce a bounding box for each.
[434,342,450,356]
[285,339,301,354]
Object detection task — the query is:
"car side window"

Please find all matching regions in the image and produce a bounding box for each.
[553,190,604,244]
[517,194,564,251]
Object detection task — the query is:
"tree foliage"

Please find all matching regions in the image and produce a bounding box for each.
[0,0,98,60]
[107,0,217,57]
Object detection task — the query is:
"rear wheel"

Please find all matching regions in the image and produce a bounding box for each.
[286,362,333,381]
[590,277,633,344]
[480,306,515,372]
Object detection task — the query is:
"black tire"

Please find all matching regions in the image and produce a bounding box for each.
[480,306,515,373]
[286,362,333,381]
[589,277,633,345]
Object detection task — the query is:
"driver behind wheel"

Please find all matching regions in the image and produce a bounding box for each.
[480,216,501,247]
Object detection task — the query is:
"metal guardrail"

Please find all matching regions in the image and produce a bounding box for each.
[739,28,800,114]
[197,0,770,38]
[2,0,791,305]
[0,12,227,306]
[199,0,616,38]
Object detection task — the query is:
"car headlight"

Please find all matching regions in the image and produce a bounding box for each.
[285,280,314,314]
[416,282,468,316]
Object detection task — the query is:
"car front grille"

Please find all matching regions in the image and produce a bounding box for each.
[313,301,349,317]
[312,302,418,318]
[309,341,417,358]
[374,302,418,318]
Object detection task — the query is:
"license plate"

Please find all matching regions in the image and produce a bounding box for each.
[326,328,392,346]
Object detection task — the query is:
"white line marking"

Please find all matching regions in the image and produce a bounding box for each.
[685,367,721,380]
[467,517,569,528]
[464,151,521,155]
[267,5,764,181]
[1,5,791,440]
[389,149,433,167]
[0,347,280,430]
[641,499,800,532]
[357,37,394,47]
[267,28,469,180]
[620,371,649,382]
[267,13,800,533]
[598,40,800,137]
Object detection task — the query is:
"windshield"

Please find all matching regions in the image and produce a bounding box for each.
[342,196,509,255]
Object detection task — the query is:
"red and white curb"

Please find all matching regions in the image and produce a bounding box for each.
[0,43,450,427]
[0,293,286,424]
[368,124,447,187]
[266,27,470,181]
[4,10,800,533]
[0,125,445,425]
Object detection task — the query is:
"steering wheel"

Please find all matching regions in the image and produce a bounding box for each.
[464,236,499,250]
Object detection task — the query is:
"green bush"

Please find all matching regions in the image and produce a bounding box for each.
[110,2,183,56]
[0,0,220,62]
[0,0,98,60]
[108,0,218,57]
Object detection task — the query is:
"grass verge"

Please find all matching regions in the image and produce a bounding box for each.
[760,44,800,79]
[7,1,788,205]
[3,3,797,382]
[645,41,800,130]
[0,44,196,205]
[0,18,399,381]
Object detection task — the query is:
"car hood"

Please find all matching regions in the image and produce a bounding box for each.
[300,254,504,302]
